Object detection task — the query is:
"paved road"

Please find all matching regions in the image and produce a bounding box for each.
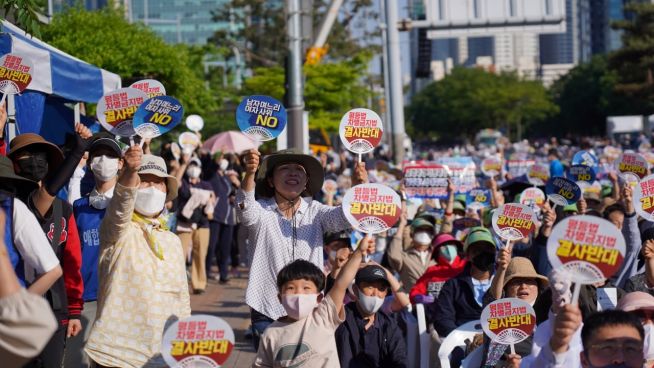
[190,270,256,367]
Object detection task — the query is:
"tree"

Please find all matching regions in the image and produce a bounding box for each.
[1,0,43,36]
[545,55,630,136]
[210,0,377,68]
[242,52,374,131]
[407,67,557,140]
[40,6,217,118]
[608,2,654,115]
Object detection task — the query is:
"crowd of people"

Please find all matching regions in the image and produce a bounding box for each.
[2,93,654,368]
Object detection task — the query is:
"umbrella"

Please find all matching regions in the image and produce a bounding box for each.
[202,131,260,154]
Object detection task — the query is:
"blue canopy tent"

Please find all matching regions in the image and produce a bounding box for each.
[0,21,121,145]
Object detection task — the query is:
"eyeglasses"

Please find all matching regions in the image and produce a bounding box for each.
[588,339,643,363]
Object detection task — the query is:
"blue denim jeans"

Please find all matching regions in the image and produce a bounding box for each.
[250,308,274,351]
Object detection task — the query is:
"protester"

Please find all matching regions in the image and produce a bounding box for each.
[548,148,565,177]
[0,155,62,294]
[204,153,239,284]
[410,233,467,303]
[85,146,191,367]
[175,156,214,294]
[8,132,86,368]
[625,228,654,295]
[253,232,374,367]
[335,263,407,368]
[388,214,437,291]
[431,226,497,337]
[616,291,654,364]
[0,209,58,368]
[237,148,367,349]
[66,134,122,368]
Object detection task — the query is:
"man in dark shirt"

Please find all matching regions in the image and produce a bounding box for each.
[335,265,407,368]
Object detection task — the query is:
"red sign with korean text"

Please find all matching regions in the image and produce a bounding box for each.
[481,298,536,345]
[343,183,401,234]
[339,108,383,154]
[616,152,648,179]
[547,215,626,284]
[162,314,235,368]
[96,87,149,137]
[634,174,654,221]
[492,203,537,241]
[0,53,33,94]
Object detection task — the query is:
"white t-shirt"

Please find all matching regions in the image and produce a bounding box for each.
[12,198,60,276]
[254,294,345,368]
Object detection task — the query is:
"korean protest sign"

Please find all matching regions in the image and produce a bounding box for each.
[492,203,537,242]
[633,174,654,221]
[96,87,149,137]
[339,108,383,155]
[129,79,166,98]
[0,53,33,98]
[545,177,581,207]
[481,298,536,355]
[342,183,402,234]
[236,95,287,141]
[133,95,184,139]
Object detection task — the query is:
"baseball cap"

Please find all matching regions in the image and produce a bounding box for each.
[464,227,496,253]
[89,133,122,158]
[411,217,434,231]
[355,265,390,287]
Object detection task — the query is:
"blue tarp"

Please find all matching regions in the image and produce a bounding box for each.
[0,21,121,144]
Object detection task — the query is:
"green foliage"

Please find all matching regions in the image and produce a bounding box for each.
[40,7,217,118]
[608,2,654,114]
[211,0,377,67]
[242,52,373,131]
[545,56,630,136]
[1,0,42,37]
[407,68,557,140]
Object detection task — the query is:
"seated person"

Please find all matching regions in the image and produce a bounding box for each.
[479,255,548,367]
[410,233,467,304]
[388,217,436,291]
[431,227,497,337]
[253,235,373,367]
[335,264,407,368]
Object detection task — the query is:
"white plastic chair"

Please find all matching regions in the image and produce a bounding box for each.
[415,303,431,368]
[437,320,483,368]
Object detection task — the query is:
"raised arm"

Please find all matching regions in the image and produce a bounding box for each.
[99,145,141,247]
[32,124,92,216]
[235,149,262,227]
[489,245,512,300]
[327,236,373,312]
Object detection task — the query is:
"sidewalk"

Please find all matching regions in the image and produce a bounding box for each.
[190,269,256,368]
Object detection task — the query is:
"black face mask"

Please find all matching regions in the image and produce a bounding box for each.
[16,153,49,182]
[471,252,496,272]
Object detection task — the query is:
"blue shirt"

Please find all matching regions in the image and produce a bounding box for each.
[73,196,106,302]
[550,159,564,178]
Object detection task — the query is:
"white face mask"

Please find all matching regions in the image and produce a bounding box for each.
[357,290,385,315]
[89,188,114,210]
[413,231,433,246]
[186,166,201,179]
[281,293,319,320]
[644,323,654,360]
[134,187,167,217]
[90,155,119,181]
[219,159,229,171]
[375,237,387,253]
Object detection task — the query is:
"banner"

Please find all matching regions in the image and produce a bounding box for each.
[506,159,535,178]
[403,163,451,199]
[481,157,502,177]
[437,157,477,194]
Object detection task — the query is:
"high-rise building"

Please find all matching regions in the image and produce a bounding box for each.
[589,0,625,54]
[127,0,231,45]
[539,0,592,65]
[51,0,233,45]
